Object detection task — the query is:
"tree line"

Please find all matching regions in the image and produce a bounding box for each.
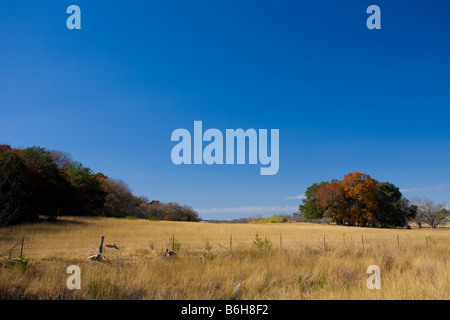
[299,172,448,228]
[0,145,199,226]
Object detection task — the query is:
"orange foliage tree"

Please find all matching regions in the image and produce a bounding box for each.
[315,182,348,224]
[315,172,378,226]
[341,172,378,226]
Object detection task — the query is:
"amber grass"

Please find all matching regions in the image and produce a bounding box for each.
[0,216,448,300]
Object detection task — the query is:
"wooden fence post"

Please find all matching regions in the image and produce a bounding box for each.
[20,236,25,257]
[88,235,105,260]
[230,234,232,252]
[99,235,104,254]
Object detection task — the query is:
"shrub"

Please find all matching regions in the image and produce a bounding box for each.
[249,215,289,224]
[297,274,303,292]
[168,237,182,252]
[318,273,327,289]
[252,233,272,249]
[3,252,29,272]
[202,241,214,259]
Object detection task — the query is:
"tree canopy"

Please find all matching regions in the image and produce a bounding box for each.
[0,145,199,226]
[299,180,340,220]
[300,172,418,228]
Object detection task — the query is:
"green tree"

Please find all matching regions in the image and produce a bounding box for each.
[1,144,199,225]
[20,146,78,219]
[20,147,60,219]
[302,174,417,228]
[64,161,105,216]
[299,180,339,219]
[375,182,416,227]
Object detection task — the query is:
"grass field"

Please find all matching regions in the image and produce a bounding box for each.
[0,216,449,300]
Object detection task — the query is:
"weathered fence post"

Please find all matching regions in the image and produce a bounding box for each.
[230,233,232,252]
[20,236,25,257]
[88,235,105,260]
[323,234,326,250]
[99,235,104,254]
[397,233,400,248]
[172,234,175,251]
[426,233,429,248]
[280,233,282,249]
[361,234,364,251]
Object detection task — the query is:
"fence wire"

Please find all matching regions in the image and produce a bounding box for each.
[0,233,447,258]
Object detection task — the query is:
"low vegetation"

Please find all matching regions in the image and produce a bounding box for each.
[0,216,448,300]
[1,146,448,300]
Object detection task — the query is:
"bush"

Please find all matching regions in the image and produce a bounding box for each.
[3,252,29,272]
[249,215,289,224]
[167,237,182,252]
[318,272,327,289]
[252,233,272,249]
[201,241,214,259]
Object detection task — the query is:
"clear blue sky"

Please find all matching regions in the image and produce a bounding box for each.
[1,1,449,220]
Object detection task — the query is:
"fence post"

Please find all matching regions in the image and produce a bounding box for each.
[20,236,25,257]
[230,233,232,252]
[426,233,428,248]
[99,236,105,254]
[397,233,399,248]
[280,233,282,249]
[172,234,175,251]
[323,234,326,250]
[361,234,364,251]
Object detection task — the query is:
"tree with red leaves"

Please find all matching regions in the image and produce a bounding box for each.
[308,172,417,228]
[0,145,12,154]
[315,182,348,224]
[341,172,378,226]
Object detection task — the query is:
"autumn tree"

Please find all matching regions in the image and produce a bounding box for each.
[1,144,199,226]
[304,172,417,228]
[1,146,74,224]
[0,150,36,225]
[315,182,348,224]
[0,145,12,154]
[19,146,75,220]
[341,172,378,226]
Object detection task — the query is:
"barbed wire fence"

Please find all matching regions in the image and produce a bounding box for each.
[0,232,444,259]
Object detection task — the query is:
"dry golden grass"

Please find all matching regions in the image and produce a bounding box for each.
[0,216,448,300]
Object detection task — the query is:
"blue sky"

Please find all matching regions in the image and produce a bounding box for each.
[1,1,449,220]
